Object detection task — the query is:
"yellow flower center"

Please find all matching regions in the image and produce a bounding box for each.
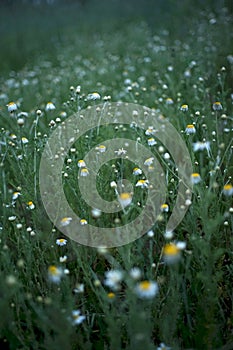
[48,265,58,275]
[163,243,180,256]
[119,192,131,200]
[139,280,151,290]
[224,184,232,190]
[107,292,115,299]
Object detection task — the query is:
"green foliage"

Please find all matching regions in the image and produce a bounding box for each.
[0,1,233,349]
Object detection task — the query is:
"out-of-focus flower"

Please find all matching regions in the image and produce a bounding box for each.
[80,219,88,225]
[129,267,142,280]
[148,138,157,146]
[191,173,201,184]
[60,217,72,226]
[144,157,154,166]
[223,184,233,196]
[7,101,17,113]
[166,98,174,105]
[87,92,101,100]
[212,101,223,111]
[104,269,123,291]
[45,102,56,111]
[80,168,89,176]
[162,242,185,264]
[135,280,158,299]
[69,310,86,325]
[78,160,86,168]
[95,145,106,153]
[118,192,132,208]
[180,104,188,111]
[133,167,142,175]
[48,265,63,283]
[161,203,169,212]
[27,201,35,210]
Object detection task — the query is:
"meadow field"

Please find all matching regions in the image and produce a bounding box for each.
[0,0,232,349]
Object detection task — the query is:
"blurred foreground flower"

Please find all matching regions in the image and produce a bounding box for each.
[157,343,171,350]
[135,280,158,299]
[68,310,86,326]
[163,242,186,264]
[118,192,132,208]
[180,104,188,111]
[191,172,201,184]
[60,217,72,226]
[7,101,17,113]
[27,201,35,210]
[87,92,101,100]
[48,265,63,283]
[223,184,233,196]
[104,270,123,291]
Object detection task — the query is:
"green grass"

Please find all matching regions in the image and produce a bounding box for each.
[0,1,233,349]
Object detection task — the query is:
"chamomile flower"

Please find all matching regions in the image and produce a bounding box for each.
[78,159,86,168]
[223,184,233,196]
[157,343,171,350]
[60,217,72,226]
[104,269,123,291]
[80,168,89,176]
[45,102,56,111]
[129,267,142,280]
[73,283,84,294]
[161,203,169,212]
[80,219,88,225]
[162,243,181,264]
[180,104,188,111]
[59,255,68,263]
[12,192,21,200]
[135,280,158,299]
[69,310,86,326]
[212,101,223,111]
[193,141,210,152]
[147,230,154,237]
[144,157,154,166]
[95,144,106,153]
[91,208,102,218]
[136,179,149,188]
[48,265,63,283]
[145,126,156,135]
[7,101,18,113]
[133,167,142,175]
[191,172,201,184]
[185,124,196,134]
[56,238,67,246]
[87,92,101,100]
[17,118,25,126]
[118,192,132,208]
[110,181,117,188]
[148,138,157,146]
[115,148,127,156]
[27,201,35,210]
[21,137,29,144]
[166,98,174,105]
[107,292,115,299]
